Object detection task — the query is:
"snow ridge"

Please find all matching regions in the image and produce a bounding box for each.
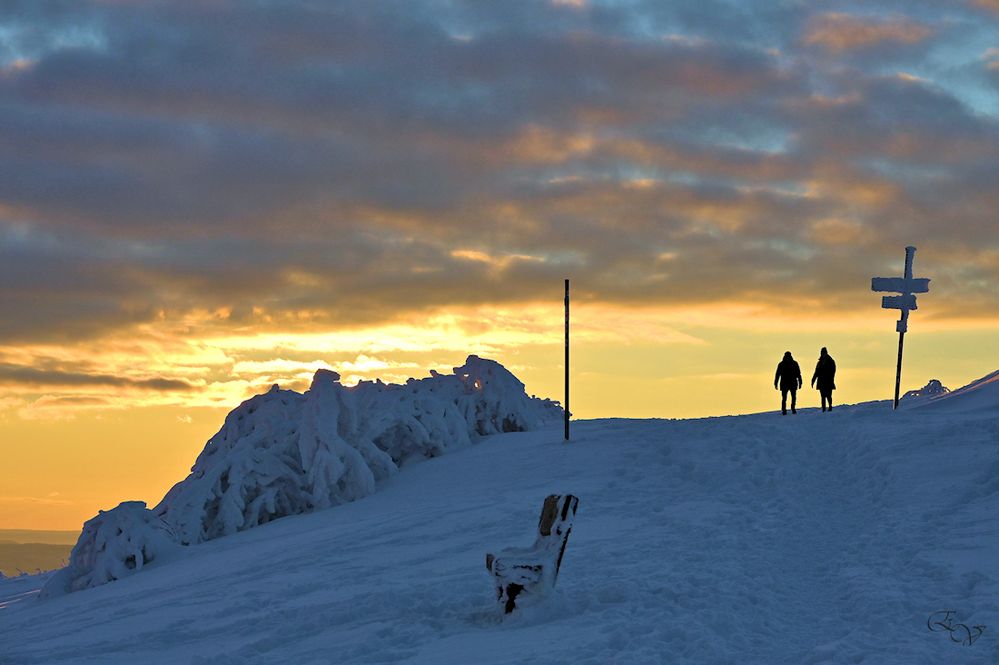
[41,356,560,597]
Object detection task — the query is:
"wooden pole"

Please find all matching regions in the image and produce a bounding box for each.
[893,330,904,410]
[893,246,915,411]
[564,278,570,441]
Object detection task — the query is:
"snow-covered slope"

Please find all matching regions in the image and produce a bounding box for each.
[2,379,998,664]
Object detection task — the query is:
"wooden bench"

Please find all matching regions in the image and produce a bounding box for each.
[485,494,579,613]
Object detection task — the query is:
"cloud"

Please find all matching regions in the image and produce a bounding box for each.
[803,13,932,52]
[0,0,996,411]
[0,495,72,506]
[0,363,194,391]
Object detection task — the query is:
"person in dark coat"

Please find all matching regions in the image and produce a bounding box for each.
[774,351,802,415]
[811,347,837,412]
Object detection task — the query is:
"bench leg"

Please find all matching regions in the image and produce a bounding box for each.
[498,583,524,614]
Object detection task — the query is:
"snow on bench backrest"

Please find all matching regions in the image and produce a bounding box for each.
[485,494,579,613]
[537,494,578,579]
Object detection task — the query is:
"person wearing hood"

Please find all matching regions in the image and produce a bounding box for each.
[811,347,837,412]
[774,351,802,415]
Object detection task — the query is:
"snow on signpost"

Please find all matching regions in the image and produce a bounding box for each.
[871,246,931,410]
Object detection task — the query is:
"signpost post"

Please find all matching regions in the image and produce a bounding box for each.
[871,246,931,410]
[564,278,570,441]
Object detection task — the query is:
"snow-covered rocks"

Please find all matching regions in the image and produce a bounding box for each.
[43,356,561,596]
[154,355,559,546]
[902,379,950,401]
[40,502,182,598]
[910,369,999,413]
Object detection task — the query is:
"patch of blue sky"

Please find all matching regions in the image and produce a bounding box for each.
[48,24,106,53]
[437,11,479,43]
[534,249,587,266]
[0,217,252,271]
[697,126,791,155]
[0,25,23,66]
[0,219,161,263]
[913,18,999,117]
[861,158,951,184]
[0,21,107,66]
[617,164,663,182]
[658,168,808,201]
[651,120,793,157]
[760,237,818,262]
[584,0,770,45]
[891,66,999,119]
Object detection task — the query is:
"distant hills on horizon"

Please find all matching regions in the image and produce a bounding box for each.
[0,529,80,546]
[0,529,78,577]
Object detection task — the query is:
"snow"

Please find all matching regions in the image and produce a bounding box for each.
[2,371,998,664]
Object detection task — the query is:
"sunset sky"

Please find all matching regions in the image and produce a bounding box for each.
[2,0,999,531]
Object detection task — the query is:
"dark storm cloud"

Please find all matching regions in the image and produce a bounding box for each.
[1,0,998,343]
[0,363,193,391]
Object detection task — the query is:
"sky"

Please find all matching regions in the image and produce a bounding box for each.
[1,0,998,530]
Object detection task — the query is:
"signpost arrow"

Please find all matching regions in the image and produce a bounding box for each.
[871,246,931,410]
[881,294,917,311]
[872,277,930,294]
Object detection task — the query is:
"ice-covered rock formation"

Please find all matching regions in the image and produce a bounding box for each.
[156,356,559,545]
[40,502,182,598]
[910,369,999,413]
[902,379,950,401]
[45,356,559,596]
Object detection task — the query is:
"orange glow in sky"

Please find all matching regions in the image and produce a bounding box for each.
[2,1,999,532]
[3,300,998,530]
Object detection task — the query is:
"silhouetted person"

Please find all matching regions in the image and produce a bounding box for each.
[774,351,802,415]
[811,347,837,412]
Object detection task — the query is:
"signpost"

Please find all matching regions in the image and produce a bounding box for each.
[564,278,570,441]
[871,246,931,410]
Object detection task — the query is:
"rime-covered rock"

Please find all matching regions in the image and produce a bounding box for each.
[45,356,560,595]
[902,379,950,401]
[155,355,561,545]
[40,502,181,598]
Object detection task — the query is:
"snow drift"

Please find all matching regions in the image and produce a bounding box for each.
[43,356,560,596]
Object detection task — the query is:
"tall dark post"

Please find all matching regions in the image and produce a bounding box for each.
[872,245,929,411]
[894,331,904,410]
[564,278,570,441]
[892,246,915,410]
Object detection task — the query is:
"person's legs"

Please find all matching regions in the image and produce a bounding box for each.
[820,391,829,411]
[790,388,797,414]
[781,389,788,415]
[827,391,833,411]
